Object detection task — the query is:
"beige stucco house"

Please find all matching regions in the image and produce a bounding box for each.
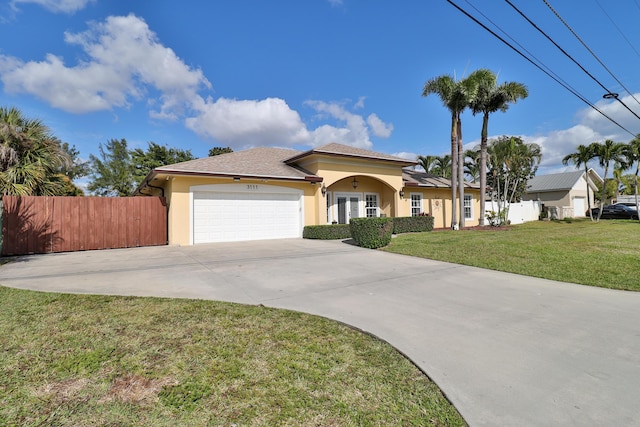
[136,143,480,245]
[522,169,603,219]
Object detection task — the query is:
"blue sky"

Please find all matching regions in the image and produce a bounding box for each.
[2,0,640,179]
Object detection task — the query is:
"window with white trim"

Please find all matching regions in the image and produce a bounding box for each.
[365,193,378,217]
[326,192,332,223]
[410,193,423,216]
[464,194,473,220]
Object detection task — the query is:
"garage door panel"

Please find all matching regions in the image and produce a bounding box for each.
[193,190,302,243]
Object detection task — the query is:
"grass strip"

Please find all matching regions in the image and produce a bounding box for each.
[385,219,640,291]
[0,286,465,426]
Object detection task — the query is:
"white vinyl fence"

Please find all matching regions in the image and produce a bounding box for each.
[485,200,542,225]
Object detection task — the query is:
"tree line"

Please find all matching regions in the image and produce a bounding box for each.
[0,106,232,197]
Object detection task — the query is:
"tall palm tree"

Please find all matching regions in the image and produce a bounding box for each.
[624,135,640,217]
[0,106,72,196]
[469,69,528,226]
[562,144,597,220]
[592,140,627,221]
[423,74,478,229]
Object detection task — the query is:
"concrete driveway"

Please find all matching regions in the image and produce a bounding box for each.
[2,238,640,426]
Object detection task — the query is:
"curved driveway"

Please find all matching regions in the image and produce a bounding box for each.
[2,238,640,426]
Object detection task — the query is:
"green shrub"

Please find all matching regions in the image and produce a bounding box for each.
[392,216,434,234]
[349,217,394,249]
[303,224,351,240]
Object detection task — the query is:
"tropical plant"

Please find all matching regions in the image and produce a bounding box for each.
[0,106,78,196]
[464,148,481,182]
[131,142,195,186]
[591,139,627,221]
[487,136,541,221]
[208,146,233,157]
[623,135,640,216]
[469,70,528,226]
[423,73,479,228]
[88,139,135,196]
[562,144,597,221]
[416,154,438,174]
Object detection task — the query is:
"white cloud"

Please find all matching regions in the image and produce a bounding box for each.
[185,97,309,148]
[0,13,392,151]
[11,0,94,14]
[0,14,210,118]
[367,113,393,138]
[304,100,393,149]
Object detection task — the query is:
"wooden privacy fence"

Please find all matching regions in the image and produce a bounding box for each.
[1,196,167,256]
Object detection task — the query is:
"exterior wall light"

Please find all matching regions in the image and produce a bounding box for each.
[399,189,404,197]
[352,177,358,189]
[321,184,327,196]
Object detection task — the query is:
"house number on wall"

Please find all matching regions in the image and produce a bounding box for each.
[246,185,258,190]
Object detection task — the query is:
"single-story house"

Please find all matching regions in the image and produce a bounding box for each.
[522,169,603,219]
[135,143,480,245]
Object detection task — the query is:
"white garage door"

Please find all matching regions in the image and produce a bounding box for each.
[192,185,303,243]
[573,197,586,217]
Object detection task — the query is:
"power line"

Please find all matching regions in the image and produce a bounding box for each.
[444,0,636,137]
[463,0,582,104]
[595,0,640,62]
[543,0,640,109]
[504,0,640,124]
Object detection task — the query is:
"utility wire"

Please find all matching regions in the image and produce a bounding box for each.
[444,0,635,137]
[544,0,640,109]
[595,0,640,61]
[463,0,582,104]
[505,0,640,124]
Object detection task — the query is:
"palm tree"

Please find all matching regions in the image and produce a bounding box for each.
[0,106,72,196]
[469,69,528,226]
[624,135,640,217]
[434,154,452,178]
[562,144,597,220]
[416,155,438,174]
[423,74,478,229]
[591,140,627,221]
[464,147,481,182]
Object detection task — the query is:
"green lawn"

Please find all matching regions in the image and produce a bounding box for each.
[385,219,640,291]
[0,286,465,427]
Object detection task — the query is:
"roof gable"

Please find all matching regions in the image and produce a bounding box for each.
[285,142,417,166]
[155,147,318,180]
[526,170,589,193]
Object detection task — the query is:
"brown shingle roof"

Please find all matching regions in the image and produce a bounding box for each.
[403,169,480,189]
[285,142,417,165]
[155,147,319,180]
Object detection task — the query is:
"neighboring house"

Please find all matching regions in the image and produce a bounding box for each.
[522,169,603,219]
[135,143,481,245]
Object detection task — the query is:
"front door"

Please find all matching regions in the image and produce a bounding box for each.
[336,194,361,224]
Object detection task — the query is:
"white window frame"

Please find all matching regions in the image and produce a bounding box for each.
[410,193,423,217]
[364,192,379,218]
[326,191,333,223]
[464,194,473,220]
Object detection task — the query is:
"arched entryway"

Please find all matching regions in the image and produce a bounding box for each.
[324,175,398,224]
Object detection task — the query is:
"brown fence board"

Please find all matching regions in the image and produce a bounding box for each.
[1,196,167,256]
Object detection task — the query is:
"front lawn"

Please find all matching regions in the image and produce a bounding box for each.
[385,219,640,291]
[0,286,464,426]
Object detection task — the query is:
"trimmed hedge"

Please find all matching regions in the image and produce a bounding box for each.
[303,224,351,240]
[349,217,394,249]
[392,216,434,234]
